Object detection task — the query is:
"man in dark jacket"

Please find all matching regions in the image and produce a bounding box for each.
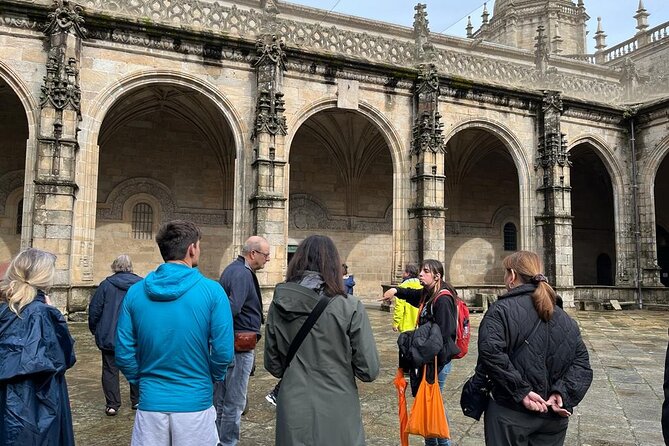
[215,236,269,446]
[88,254,141,416]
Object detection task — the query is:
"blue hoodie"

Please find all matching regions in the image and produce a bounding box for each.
[116,263,234,412]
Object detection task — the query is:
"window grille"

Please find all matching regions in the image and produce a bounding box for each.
[132,203,153,240]
[503,222,517,251]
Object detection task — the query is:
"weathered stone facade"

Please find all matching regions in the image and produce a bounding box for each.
[0,0,668,312]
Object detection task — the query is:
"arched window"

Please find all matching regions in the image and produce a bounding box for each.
[16,199,23,235]
[503,222,517,251]
[132,202,153,240]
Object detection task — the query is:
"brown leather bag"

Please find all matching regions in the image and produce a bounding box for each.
[234,331,258,352]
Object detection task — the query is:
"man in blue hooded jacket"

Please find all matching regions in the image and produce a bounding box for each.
[116,220,234,445]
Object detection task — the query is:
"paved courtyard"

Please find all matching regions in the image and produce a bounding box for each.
[67,307,669,446]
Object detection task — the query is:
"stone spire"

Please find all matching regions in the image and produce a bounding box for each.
[634,0,650,34]
[535,25,550,74]
[466,16,473,38]
[552,22,563,54]
[594,17,607,51]
[481,3,490,26]
[413,3,434,63]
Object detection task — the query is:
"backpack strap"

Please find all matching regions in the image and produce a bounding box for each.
[283,289,332,369]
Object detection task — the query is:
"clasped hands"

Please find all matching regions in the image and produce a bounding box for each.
[522,391,571,417]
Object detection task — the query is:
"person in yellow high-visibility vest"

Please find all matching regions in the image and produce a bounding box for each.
[392,263,423,332]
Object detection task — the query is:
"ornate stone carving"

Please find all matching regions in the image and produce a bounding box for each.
[534,25,550,74]
[411,64,445,156]
[97,178,232,227]
[289,194,391,232]
[40,51,81,111]
[536,91,569,169]
[253,34,287,138]
[44,0,87,38]
[413,3,435,63]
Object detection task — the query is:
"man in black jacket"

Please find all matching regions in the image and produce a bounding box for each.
[215,236,269,446]
[88,254,142,416]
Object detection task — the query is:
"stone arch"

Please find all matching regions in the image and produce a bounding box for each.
[642,133,669,191]
[97,177,176,222]
[0,171,26,215]
[568,134,624,196]
[0,61,39,247]
[443,118,532,251]
[82,70,246,160]
[286,98,406,172]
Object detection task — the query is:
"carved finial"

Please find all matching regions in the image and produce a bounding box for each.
[261,0,280,14]
[634,0,650,34]
[466,16,473,38]
[594,17,607,51]
[413,3,434,63]
[481,3,489,25]
[44,0,87,38]
[534,25,550,73]
[621,57,639,101]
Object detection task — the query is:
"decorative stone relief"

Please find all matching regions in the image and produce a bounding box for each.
[289,194,391,232]
[411,64,445,156]
[253,34,287,138]
[44,0,87,38]
[413,3,435,63]
[536,91,570,170]
[97,178,232,227]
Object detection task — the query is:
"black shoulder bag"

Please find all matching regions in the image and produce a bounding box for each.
[283,287,333,369]
[460,318,543,421]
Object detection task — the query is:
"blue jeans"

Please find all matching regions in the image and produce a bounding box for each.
[425,362,453,446]
[214,351,254,446]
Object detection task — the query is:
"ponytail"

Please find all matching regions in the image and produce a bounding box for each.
[0,248,56,316]
[503,251,557,322]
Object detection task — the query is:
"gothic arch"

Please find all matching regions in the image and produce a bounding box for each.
[568,134,624,194]
[0,60,39,138]
[641,133,669,192]
[443,118,532,250]
[286,98,405,172]
[97,177,176,222]
[0,171,26,215]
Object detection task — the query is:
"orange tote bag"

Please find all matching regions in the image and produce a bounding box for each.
[406,358,450,439]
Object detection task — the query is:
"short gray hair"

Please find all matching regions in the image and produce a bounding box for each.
[111,255,133,273]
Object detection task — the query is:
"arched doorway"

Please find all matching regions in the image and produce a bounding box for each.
[444,127,520,285]
[94,84,236,280]
[288,109,393,299]
[571,144,615,285]
[655,152,669,287]
[0,78,28,260]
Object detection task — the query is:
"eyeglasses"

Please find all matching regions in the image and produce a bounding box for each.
[253,250,270,259]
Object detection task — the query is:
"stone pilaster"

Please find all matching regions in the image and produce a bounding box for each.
[251,10,288,286]
[535,91,573,298]
[34,0,86,311]
[409,63,446,262]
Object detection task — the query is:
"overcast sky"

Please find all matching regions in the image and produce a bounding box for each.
[284,0,669,53]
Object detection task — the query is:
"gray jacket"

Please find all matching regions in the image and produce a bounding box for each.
[264,272,379,446]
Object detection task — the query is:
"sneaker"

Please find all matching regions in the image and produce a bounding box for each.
[132,403,138,410]
[265,388,277,407]
[105,407,117,416]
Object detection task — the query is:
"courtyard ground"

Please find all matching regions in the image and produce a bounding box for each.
[67,307,669,446]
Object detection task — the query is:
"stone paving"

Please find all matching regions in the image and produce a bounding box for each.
[66,308,669,446]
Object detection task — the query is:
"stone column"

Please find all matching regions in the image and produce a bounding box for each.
[33,0,86,312]
[250,13,288,287]
[535,91,574,302]
[409,64,446,262]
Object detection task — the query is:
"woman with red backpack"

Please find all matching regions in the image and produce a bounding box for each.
[383,259,459,446]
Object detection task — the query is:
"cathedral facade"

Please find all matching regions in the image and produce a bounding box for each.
[0,0,668,313]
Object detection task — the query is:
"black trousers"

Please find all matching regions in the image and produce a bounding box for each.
[101,350,139,410]
[484,399,569,446]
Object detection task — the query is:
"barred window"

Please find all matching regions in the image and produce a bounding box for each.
[503,222,517,251]
[16,199,23,235]
[132,202,153,240]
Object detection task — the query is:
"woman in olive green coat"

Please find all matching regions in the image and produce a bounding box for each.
[264,235,380,446]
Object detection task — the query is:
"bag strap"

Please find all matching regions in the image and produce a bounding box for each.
[509,318,543,361]
[284,292,332,369]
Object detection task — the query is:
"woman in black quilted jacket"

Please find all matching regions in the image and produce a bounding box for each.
[477,251,592,446]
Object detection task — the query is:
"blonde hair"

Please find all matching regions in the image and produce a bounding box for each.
[503,250,557,321]
[0,248,56,315]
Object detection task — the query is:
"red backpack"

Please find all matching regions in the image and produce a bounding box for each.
[434,290,470,359]
[452,296,470,359]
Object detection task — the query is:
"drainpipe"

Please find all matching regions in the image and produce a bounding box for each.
[628,113,643,309]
